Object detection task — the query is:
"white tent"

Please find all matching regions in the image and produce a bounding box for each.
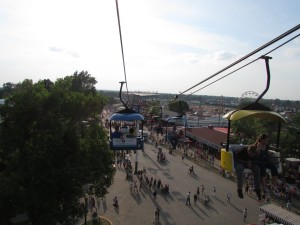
[259,204,300,225]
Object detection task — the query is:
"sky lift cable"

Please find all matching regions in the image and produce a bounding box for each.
[172,33,300,103]
[115,0,129,97]
[175,24,300,100]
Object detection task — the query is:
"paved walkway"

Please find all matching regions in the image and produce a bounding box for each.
[78,141,263,225]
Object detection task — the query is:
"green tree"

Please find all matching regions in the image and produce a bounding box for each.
[0,72,114,225]
[231,116,284,146]
[168,100,189,114]
[0,82,16,98]
[280,113,300,158]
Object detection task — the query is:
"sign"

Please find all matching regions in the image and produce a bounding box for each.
[113,138,137,147]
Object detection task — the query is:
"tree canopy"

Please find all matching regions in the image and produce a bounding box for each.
[0,71,114,225]
[168,101,189,114]
[230,112,300,158]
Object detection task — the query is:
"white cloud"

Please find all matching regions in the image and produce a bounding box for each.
[0,0,299,100]
[283,47,300,58]
[49,47,64,53]
[213,51,237,61]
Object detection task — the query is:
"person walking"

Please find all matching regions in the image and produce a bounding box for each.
[193,193,198,204]
[189,166,193,175]
[245,183,249,195]
[153,208,160,225]
[157,179,161,189]
[134,180,138,192]
[196,187,200,196]
[139,181,142,192]
[153,190,157,200]
[212,186,216,197]
[227,192,232,203]
[286,200,291,211]
[243,208,247,221]
[201,184,205,195]
[186,192,191,205]
[129,181,133,193]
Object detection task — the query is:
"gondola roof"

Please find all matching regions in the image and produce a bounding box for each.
[110,108,144,121]
[223,102,287,123]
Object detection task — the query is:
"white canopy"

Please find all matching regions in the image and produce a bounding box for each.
[260,204,300,225]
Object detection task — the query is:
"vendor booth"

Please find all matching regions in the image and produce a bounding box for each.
[259,203,300,225]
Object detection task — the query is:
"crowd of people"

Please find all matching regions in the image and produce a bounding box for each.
[115,152,133,178]
[151,126,279,200]
[108,127,298,224]
[157,147,167,163]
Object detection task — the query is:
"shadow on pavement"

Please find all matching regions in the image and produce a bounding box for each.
[228,201,243,214]
[187,204,205,220]
[130,191,143,205]
[214,196,226,205]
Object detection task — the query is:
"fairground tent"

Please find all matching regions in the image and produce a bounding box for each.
[259,204,300,225]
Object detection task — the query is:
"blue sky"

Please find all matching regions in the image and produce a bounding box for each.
[0,0,299,100]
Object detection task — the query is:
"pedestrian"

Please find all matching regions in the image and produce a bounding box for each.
[84,196,88,211]
[134,180,138,192]
[91,197,96,212]
[193,193,198,204]
[243,208,247,221]
[153,207,160,224]
[153,190,157,200]
[186,191,191,205]
[189,166,193,175]
[196,187,200,196]
[149,177,153,189]
[245,183,249,195]
[182,155,184,162]
[286,200,291,211]
[227,192,232,203]
[201,184,205,195]
[265,194,271,203]
[212,186,216,197]
[153,178,157,188]
[129,181,133,192]
[157,179,161,189]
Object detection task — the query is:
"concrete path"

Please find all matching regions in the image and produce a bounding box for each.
[79,142,262,225]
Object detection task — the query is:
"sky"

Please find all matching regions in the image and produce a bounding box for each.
[0,0,299,100]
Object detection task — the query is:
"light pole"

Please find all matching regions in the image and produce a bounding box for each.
[184,115,188,156]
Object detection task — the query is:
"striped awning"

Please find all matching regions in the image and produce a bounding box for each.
[259,204,300,225]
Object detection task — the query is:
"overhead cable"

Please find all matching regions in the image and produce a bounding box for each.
[173,33,300,103]
[115,0,129,96]
[175,24,300,99]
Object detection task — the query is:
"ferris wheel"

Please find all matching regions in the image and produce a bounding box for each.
[239,91,259,103]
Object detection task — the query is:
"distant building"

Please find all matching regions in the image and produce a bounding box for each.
[186,126,227,157]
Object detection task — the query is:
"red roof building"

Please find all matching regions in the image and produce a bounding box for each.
[186,126,228,151]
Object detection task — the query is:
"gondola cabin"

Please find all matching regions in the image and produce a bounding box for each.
[109,108,144,151]
[221,144,282,174]
[220,103,287,174]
